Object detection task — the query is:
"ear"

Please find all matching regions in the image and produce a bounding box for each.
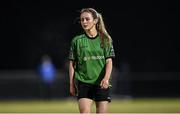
[94,18,98,24]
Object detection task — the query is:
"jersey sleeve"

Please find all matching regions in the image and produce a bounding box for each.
[104,41,115,59]
[68,38,76,61]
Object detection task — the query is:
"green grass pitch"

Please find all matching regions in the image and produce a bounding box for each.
[0,98,180,113]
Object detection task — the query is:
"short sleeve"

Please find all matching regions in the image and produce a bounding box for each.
[68,39,76,61]
[104,41,115,59]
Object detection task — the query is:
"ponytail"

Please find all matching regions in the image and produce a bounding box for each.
[96,13,112,48]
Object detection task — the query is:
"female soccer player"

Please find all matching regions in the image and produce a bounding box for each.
[69,8,115,113]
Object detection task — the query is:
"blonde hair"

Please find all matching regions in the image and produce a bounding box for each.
[80,8,112,47]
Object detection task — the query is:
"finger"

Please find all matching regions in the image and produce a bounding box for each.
[104,85,108,89]
[103,84,108,89]
[100,81,103,87]
[70,91,75,96]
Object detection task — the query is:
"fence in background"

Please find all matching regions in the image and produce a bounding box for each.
[0,70,179,100]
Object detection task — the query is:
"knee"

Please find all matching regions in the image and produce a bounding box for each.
[79,108,91,113]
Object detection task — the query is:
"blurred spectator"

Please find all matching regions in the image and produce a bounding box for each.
[37,54,57,99]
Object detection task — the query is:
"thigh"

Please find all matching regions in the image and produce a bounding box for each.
[95,101,109,113]
[78,98,93,113]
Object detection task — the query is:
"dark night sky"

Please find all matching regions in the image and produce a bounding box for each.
[0,0,179,72]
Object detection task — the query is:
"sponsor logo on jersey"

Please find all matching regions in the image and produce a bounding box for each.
[80,45,88,48]
[83,56,105,61]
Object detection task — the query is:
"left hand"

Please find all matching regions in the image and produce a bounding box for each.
[100,78,109,89]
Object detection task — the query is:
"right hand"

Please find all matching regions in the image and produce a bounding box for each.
[70,83,75,96]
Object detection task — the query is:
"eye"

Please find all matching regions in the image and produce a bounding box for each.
[80,17,90,22]
[85,17,90,21]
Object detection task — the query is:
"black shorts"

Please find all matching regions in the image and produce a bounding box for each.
[75,80,111,102]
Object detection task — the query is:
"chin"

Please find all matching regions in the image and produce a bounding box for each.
[83,28,90,31]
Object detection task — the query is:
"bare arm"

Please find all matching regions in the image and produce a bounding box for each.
[100,58,113,89]
[104,58,113,80]
[69,60,75,96]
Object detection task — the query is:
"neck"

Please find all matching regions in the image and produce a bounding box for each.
[85,26,97,38]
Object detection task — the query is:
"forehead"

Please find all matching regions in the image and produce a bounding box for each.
[80,12,93,18]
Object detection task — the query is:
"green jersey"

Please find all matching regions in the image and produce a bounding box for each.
[69,33,115,85]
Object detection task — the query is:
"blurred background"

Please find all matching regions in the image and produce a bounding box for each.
[0,0,179,113]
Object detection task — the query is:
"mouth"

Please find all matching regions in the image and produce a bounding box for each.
[83,25,88,28]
